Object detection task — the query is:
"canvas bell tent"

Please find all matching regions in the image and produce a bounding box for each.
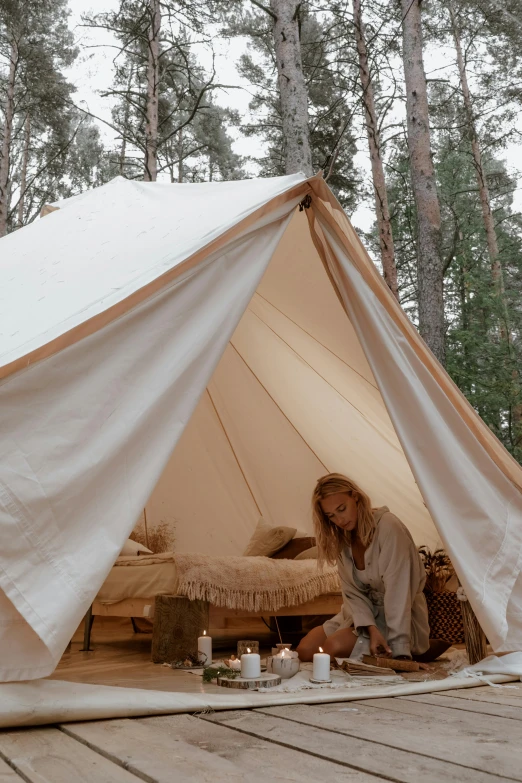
[1,172,522,683]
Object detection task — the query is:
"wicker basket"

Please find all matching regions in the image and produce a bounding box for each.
[425,589,465,644]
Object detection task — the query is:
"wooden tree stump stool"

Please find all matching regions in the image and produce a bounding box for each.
[151,595,209,664]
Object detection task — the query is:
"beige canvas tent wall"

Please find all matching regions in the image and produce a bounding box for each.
[1,173,522,684]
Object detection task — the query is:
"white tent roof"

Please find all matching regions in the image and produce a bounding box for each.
[1,173,522,682]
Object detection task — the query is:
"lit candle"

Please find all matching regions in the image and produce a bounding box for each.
[312,646,330,681]
[197,630,212,665]
[227,656,242,671]
[241,647,261,678]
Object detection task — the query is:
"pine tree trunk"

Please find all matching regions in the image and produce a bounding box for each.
[270,0,313,177]
[0,40,18,237]
[353,0,398,300]
[448,2,502,289]
[401,0,445,363]
[17,113,30,228]
[144,0,160,182]
[119,69,133,176]
[178,128,183,183]
[119,134,127,177]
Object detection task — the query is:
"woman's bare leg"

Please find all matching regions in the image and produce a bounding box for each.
[322,627,357,659]
[296,626,357,661]
[295,625,327,662]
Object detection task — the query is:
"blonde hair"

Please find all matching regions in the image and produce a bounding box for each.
[312,473,375,565]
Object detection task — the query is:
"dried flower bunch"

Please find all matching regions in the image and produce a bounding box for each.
[418,546,456,592]
[130,520,175,553]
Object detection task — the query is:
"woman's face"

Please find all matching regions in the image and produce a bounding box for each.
[320,491,358,532]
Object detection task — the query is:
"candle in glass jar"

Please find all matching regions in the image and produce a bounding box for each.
[197,630,212,665]
[241,647,261,678]
[312,647,330,681]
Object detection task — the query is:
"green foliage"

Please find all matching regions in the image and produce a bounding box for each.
[202,665,240,682]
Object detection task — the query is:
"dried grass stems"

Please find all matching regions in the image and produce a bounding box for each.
[130,521,175,553]
[460,597,488,665]
[419,546,455,592]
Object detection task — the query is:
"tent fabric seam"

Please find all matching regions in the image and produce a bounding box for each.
[205,387,263,517]
[246,304,403,455]
[254,291,379,393]
[228,340,329,473]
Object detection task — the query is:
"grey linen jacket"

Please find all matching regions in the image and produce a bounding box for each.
[339,506,430,658]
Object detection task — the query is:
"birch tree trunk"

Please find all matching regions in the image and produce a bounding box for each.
[353,0,398,300]
[401,0,445,363]
[447,1,503,291]
[144,0,160,181]
[17,113,31,228]
[0,40,19,237]
[269,0,313,177]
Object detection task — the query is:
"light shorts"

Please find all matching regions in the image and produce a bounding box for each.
[323,604,353,636]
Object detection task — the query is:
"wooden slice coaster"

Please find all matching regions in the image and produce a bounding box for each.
[216,673,282,689]
[309,677,332,684]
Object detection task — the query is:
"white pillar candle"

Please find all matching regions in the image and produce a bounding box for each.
[197,630,212,665]
[241,647,261,678]
[312,647,330,681]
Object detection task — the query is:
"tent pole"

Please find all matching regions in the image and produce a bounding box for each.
[143,506,150,550]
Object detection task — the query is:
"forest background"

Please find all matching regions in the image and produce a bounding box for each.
[1,0,521,464]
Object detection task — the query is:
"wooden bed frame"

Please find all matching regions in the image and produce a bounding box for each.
[82,593,342,653]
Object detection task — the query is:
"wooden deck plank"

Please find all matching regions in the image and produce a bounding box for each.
[399,693,522,721]
[0,728,141,783]
[429,684,522,708]
[0,758,23,782]
[255,702,522,781]
[355,694,522,725]
[64,715,385,783]
[202,708,509,783]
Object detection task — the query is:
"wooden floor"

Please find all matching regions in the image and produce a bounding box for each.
[1,618,521,782]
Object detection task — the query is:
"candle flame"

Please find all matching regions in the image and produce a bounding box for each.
[203,630,206,636]
[319,647,323,653]
[247,647,251,654]
[281,649,286,657]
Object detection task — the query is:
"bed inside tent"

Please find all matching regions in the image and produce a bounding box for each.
[1,172,522,726]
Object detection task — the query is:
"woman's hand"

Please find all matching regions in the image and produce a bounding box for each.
[368,625,392,657]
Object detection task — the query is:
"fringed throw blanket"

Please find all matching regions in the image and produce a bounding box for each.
[115,553,341,612]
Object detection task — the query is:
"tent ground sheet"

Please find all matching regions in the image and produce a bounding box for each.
[0,617,518,729]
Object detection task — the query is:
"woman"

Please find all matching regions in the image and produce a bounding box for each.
[296,473,450,663]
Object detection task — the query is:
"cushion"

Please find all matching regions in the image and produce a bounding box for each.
[294,528,313,538]
[243,517,296,557]
[120,538,153,557]
[295,545,318,560]
[271,536,316,559]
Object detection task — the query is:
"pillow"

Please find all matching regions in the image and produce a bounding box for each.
[295,545,318,560]
[120,538,153,557]
[271,537,316,559]
[294,528,313,538]
[243,517,297,557]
